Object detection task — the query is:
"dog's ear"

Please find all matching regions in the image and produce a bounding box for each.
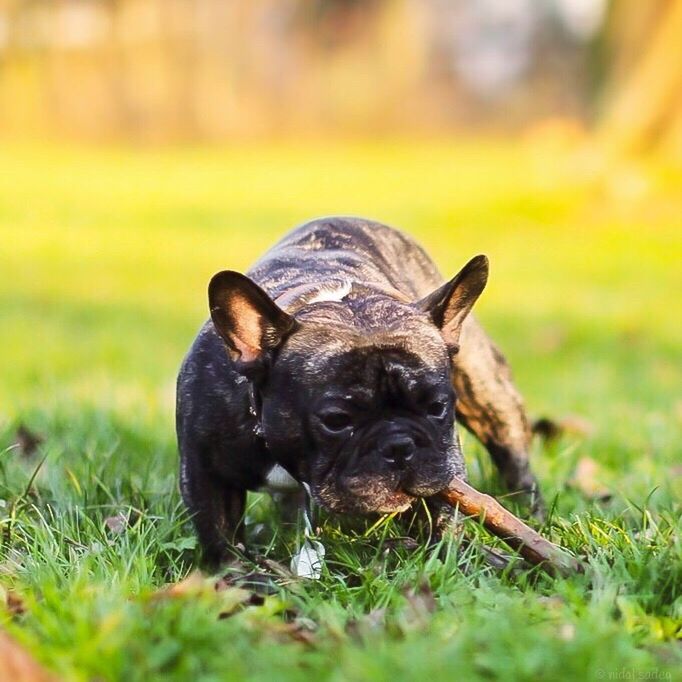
[416,255,488,353]
[209,271,296,370]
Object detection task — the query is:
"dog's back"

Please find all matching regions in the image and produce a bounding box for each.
[177,215,542,564]
[248,216,444,303]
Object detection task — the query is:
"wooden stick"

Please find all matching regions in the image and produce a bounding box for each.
[439,477,583,577]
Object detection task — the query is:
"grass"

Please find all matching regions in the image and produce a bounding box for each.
[0,138,680,681]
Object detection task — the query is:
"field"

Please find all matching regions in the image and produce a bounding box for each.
[0,139,680,681]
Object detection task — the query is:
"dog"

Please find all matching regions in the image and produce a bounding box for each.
[176,216,541,565]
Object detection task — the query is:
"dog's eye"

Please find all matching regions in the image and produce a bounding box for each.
[426,400,447,419]
[319,410,353,433]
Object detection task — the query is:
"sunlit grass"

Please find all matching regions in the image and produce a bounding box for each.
[0,139,680,680]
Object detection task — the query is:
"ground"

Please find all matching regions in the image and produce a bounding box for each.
[0,139,680,681]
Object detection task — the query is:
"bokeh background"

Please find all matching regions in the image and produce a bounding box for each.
[0,0,681,153]
[1,0,680,434]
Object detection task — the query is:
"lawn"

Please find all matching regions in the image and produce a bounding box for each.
[0,138,680,681]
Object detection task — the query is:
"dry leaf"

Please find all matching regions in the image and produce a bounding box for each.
[0,585,27,618]
[279,621,316,645]
[391,582,439,634]
[155,571,206,599]
[244,618,317,645]
[104,514,128,534]
[6,591,26,618]
[533,415,594,442]
[217,572,278,596]
[12,426,43,458]
[403,582,437,622]
[570,457,612,501]
[0,631,56,682]
[346,608,386,639]
[254,556,295,580]
[538,595,566,611]
[151,571,257,618]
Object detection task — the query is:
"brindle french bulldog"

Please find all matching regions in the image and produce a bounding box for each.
[176,217,542,565]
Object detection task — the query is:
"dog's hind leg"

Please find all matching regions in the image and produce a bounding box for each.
[451,316,544,516]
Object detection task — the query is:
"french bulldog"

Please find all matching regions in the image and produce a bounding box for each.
[176,217,541,565]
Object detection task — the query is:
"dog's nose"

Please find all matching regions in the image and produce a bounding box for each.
[380,435,416,470]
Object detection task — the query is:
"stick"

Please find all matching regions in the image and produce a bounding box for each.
[438,477,583,577]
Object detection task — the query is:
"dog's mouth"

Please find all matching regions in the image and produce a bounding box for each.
[310,480,416,514]
[309,465,456,515]
[371,489,415,513]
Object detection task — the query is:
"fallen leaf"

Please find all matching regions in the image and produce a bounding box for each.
[216,590,265,617]
[570,457,612,501]
[155,571,205,599]
[279,621,317,645]
[217,572,278,596]
[403,581,437,621]
[346,608,386,639]
[0,585,26,617]
[244,618,317,645]
[215,588,259,618]
[538,595,566,611]
[12,426,43,458]
[533,415,594,442]
[254,556,295,580]
[151,571,257,618]
[104,514,127,534]
[391,581,439,634]
[6,592,26,618]
[0,631,56,682]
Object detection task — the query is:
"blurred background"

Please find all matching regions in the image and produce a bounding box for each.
[0,0,680,505]
[0,6,680,677]
[0,0,681,152]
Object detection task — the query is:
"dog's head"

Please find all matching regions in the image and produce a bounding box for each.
[208,255,488,514]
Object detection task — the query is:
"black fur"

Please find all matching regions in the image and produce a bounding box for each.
[177,217,541,565]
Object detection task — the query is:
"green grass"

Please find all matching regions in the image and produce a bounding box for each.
[0,139,680,681]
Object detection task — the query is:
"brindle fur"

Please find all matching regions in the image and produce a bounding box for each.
[177,217,541,565]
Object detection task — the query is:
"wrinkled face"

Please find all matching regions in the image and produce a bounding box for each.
[207,254,488,515]
[260,320,465,514]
